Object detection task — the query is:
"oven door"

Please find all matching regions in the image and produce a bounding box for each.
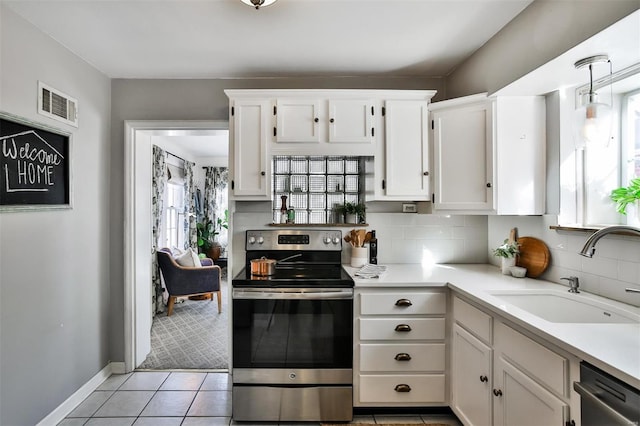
[232,288,353,371]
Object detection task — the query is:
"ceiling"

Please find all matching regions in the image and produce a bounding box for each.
[4,0,534,79]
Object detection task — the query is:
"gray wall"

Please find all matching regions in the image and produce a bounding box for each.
[0,6,112,426]
[447,0,640,98]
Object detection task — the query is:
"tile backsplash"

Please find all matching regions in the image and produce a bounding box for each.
[231,208,639,307]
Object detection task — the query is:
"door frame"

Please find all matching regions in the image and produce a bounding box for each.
[123,119,229,373]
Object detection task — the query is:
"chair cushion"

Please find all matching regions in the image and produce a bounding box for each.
[175,248,202,268]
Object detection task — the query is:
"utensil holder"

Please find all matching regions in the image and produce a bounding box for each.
[351,247,368,268]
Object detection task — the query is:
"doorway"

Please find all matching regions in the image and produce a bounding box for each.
[124,120,231,373]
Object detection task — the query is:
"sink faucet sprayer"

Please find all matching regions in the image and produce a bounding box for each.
[579,225,640,294]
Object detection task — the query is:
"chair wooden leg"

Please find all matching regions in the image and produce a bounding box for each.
[167,296,176,316]
[216,290,222,313]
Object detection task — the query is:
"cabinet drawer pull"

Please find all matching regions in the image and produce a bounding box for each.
[493,389,502,397]
[395,298,412,307]
[394,353,412,361]
[394,324,412,332]
[394,384,411,393]
[479,375,488,383]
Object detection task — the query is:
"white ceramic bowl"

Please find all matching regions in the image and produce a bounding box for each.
[509,266,527,278]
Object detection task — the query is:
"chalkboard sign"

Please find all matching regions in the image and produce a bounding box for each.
[0,113,72,211]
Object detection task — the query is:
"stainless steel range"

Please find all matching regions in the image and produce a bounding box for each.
[231,229,354,422]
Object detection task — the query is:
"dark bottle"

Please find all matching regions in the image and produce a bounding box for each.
[369,230,378,264]
[280,195,288,223]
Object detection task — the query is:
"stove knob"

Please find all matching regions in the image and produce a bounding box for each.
[248,236,256,245]
[332,236,341,245]
[323,236,332,244]
[257,236,264,245]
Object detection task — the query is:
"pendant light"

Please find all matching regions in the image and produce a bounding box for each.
[240,0,278,9]
[574,55,613,149]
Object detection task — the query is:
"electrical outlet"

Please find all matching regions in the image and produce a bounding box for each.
[402,203,417,213]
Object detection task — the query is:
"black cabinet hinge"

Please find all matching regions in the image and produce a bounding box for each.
[274,127,277,137]
[231,106,234,116]
[431,120,434,130]
[565,421,576,426]
[273,105,277,115]
[371,106,375,115]
[372,127,375,137]
[231,180,235,190]
[382,179,386,190]
[382,106,386,116]
[431,193,435,203]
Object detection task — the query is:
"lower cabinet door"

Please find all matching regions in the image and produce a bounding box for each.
[359,374,445,404]
[493,357,568,426]
[451,324,492,426]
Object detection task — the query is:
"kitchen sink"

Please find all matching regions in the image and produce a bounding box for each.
[489,290,640,324]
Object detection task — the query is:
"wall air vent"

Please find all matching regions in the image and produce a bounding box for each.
[38,81,78,127]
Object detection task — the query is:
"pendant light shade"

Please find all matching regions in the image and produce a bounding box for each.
[574,55,613,149]
[240,0,278,9]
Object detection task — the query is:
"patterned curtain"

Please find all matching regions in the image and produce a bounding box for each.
[183,161,198,250]
[203,167,229,254]
[151,145,168,315]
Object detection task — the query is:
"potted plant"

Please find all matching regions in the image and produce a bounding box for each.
[492,239,519,275]
[610,178,640,225]
[197,209,229,260]
[344,202,366,224]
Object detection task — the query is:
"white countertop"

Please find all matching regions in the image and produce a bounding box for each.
[345,263,640,390]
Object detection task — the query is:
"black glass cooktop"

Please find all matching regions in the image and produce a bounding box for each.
[232,263,354,288]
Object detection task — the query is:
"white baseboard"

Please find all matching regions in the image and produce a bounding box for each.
[36,362,119,426]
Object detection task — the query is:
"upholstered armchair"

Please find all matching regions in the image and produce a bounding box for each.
[157,248,222,316]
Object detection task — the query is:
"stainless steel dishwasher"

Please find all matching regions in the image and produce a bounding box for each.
[574,362,640,426]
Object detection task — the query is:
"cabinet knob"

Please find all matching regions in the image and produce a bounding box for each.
[314,117,319,123]
[330,118,335,123]
[394,384,412,393]
[394,324,412,332]
[261,171,266,176]
[486,182,492,188]
[395,298,413,307]
[493,389,503,397]
[423,171,429,176]
[394,353,412,361]
[480,375,488,383]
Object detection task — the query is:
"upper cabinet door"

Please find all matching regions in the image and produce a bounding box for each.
[384,100,430,199]
[275,98,321,143]
[432,97,494,211]
[231,99,271,199]
[328,99,374,144]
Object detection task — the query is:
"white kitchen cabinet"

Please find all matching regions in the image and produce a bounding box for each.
[275,98,321,143]
[328,99,374,144]
[451,295,574,426]
[354,288,447,407]
[431,93,545,214]
[380,100,431,199]
[228,98,272,200]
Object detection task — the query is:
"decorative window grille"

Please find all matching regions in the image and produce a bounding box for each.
[272,156,363,224]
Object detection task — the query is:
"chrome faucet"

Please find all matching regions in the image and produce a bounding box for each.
[579,225,640,258]
[561,276,580,293]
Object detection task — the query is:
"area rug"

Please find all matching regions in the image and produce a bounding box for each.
[138,280,229,370]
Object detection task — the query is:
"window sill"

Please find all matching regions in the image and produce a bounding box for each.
[550,225,640,237]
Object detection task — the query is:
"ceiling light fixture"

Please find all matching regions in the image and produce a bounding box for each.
[574,55,613,149]
[240,0,278,9]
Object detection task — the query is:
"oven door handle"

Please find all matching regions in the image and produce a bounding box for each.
[233,288,354,300]
[573,381,636,426]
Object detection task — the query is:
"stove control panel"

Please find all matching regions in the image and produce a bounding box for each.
[246,230,342,251]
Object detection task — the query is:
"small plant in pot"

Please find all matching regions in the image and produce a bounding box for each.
[493,239,519,275]
[610,178,640,224]
[197,209,229,260]
[344,202,366,224]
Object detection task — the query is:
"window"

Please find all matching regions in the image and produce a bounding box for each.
[272,156,363,224]
[164,182,185,248]
[622,90,640,183]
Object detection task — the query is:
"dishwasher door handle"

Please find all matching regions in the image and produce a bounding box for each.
[573,381,636,425]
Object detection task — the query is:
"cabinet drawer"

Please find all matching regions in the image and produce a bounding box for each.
[360,343,445,372]
[359,318,445,341]
[453,296,492,343]
[359,374,445,403]
[494,322,568,396]
[360,291,446,315]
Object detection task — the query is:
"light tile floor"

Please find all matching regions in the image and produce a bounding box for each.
[58,371,461,426]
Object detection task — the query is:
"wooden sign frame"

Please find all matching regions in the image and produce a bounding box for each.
[0,112,73,211]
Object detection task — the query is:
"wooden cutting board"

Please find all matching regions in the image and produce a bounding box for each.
[516,236,550,278]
